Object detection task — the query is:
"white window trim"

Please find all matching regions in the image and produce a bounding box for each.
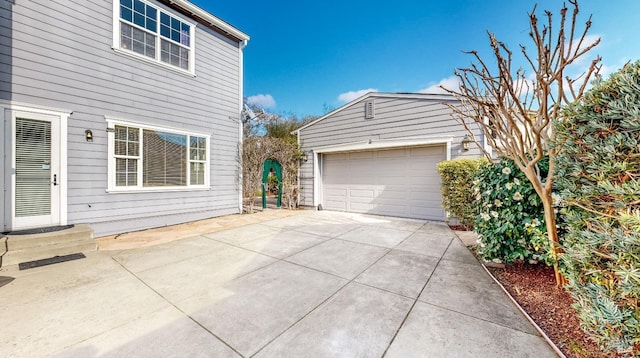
[112,0,197,76]
[106,117,210,193]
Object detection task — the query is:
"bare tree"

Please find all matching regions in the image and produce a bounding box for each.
[443,0,601,285]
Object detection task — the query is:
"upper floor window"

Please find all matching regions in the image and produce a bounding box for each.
[114,0,195,74]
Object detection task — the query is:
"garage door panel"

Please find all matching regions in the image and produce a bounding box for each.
[322,146,445,221]
[326,187,348,196]
[410,192,439,201]
[377,148,406,158]
[349,189,375,198]
[410,156,441,164]
[376,162,406,173]
[324,168,347,178]
[410,206,444,218]
[411,146,444,156]
[408,176,440,185]
[348,151,375,160]
[377,176,407,185]
[326,200,347,210]
[376,187,408,199]
[349,202,375,211]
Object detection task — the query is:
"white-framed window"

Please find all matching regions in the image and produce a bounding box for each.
[106,118,210,192]
[113,0,196,74]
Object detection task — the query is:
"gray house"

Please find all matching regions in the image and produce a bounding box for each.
[1,0,249,236]
[295,92,485,221]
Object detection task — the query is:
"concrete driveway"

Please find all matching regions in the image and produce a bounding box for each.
[0,211,557,357]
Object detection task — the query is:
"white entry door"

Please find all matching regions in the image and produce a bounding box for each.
[11,110,62,229]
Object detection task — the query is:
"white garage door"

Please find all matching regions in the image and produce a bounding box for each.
[322,146,446,221]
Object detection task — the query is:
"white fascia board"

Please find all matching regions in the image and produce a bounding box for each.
[311,136,454,154]
[169,0,250,41]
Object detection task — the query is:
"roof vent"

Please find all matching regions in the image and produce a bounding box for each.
[364,100,375,119]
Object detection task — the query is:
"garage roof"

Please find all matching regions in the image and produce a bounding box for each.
[295,92,458,134]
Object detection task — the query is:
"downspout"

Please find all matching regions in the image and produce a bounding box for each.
[296,130,301,207]
[238,39,248,213]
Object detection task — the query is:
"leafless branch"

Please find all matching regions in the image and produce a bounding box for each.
[440,1,601,285]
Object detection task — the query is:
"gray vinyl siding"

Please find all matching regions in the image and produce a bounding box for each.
[1,0,244,236]
[297,94,484,207]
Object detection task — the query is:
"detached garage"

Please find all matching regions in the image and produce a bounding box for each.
[295,92,485,221]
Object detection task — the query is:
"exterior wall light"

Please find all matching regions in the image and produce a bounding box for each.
[300,151,309,162]
[461,134,472,151]
[85,129,93,142]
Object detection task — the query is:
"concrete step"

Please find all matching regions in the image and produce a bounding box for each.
[0,224,95,268]
[4,224,93,251]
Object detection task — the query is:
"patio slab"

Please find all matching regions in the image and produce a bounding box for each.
[285,239,389,279]
[53,306,240,358]
[337,225,414,248]
[0,210,556,357]
[132,245,277,303]
[112,235,230,273]
[386,301,556,358]
[355,249,439,298]
[203,223,283,245]
[237,229,329,259]
[442,236,482,265]
[419,259,538,334]
[177,260,347,357]
[395,231,454,258]
[255,282,413,358]
[0,254,168,357]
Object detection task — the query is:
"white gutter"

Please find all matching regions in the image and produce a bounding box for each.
[169,0,250,41]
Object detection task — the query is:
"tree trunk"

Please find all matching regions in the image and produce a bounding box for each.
[541,192,565,286]
[520,166,564,286]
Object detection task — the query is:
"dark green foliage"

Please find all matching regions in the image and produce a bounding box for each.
[472,157,556,265]
[437,158,487,229]
[555,61,640,354]
[265,118,300,144]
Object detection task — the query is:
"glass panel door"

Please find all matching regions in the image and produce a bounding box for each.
[15,118,52,217]
[12,110,61,230]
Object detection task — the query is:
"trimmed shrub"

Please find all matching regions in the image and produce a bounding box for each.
[437,158,487,228]
[554,61,640,354]
[472,157,556,265]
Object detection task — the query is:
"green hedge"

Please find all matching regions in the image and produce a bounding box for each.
[437,158,486,229]
[555,61,640,354]
[472,157,556,265]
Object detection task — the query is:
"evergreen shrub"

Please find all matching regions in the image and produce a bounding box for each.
[555,61,640,353]
[472,157,557,265]
[437,158,486,229]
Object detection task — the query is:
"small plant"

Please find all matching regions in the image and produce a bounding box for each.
[437,158,487,229]
[266,174,280,195]
[472,157,556,265]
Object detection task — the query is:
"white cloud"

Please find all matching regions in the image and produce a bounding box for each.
[599,57,630,78]
[418,76,460,94]
[337,88,377,103]
[246,94,276,109]
[568,34,601,64]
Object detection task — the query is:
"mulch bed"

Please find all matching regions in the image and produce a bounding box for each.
[488,264,626,358]
[449,226,638,357]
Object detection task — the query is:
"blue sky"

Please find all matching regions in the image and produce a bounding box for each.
[194,0,640,117]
